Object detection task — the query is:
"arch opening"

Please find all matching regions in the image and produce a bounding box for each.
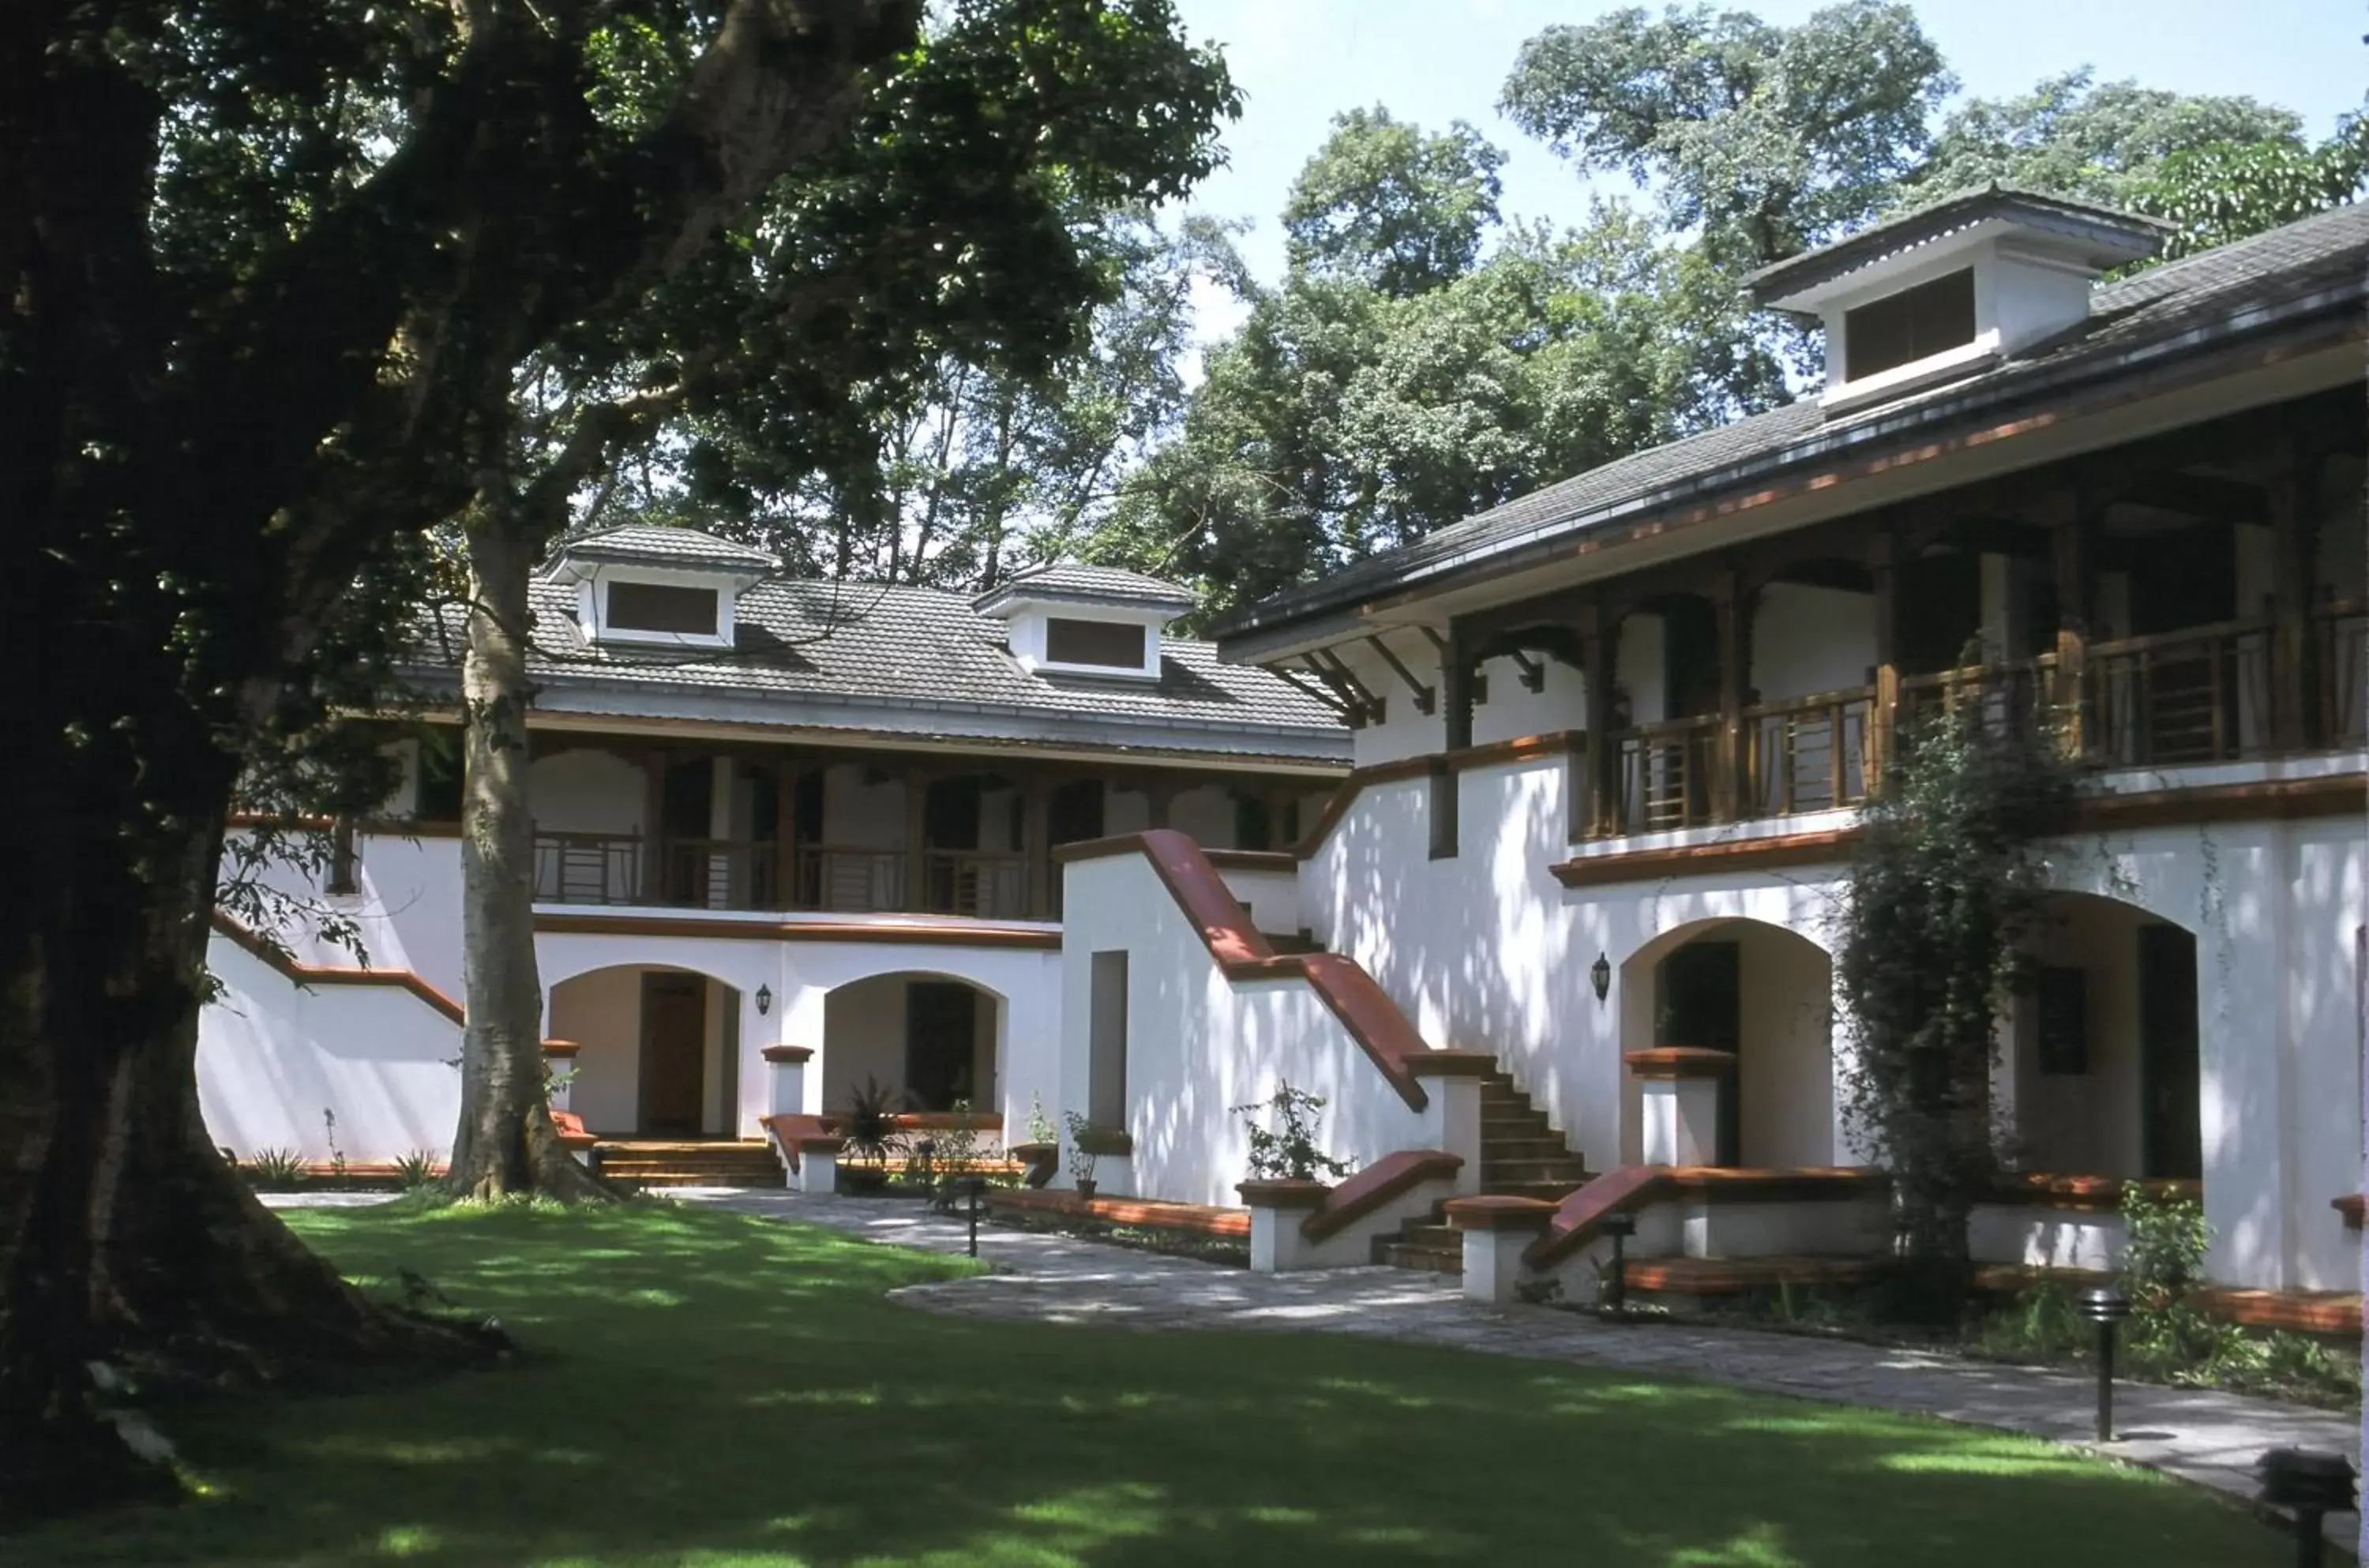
[820,970,1005,1117]
[2004,893,2199,1181]
[547,964,742,1138]
[1621,918,1835,1168]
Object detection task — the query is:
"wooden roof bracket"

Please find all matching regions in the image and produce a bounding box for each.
[1363,633,1436,715]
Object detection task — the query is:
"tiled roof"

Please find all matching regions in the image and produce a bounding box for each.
[411,576,1347,760]
[1213,201,2369,646]
[975,562,1196,612]
[1746,182,2167,304]
[551,525,778,572]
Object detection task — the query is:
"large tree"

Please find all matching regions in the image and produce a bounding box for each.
[438,2,1232,1201]
[1282,106,1507,297]
[0,0,1229,1508]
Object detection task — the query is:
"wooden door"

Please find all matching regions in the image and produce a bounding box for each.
[905,982,980,1112]
[1657,939,1742,1165]
[2138,924,2202,1180]
[639,973,707,1135]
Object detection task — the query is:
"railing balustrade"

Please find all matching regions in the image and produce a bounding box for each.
[1611,714,1721,834]
[1898,655,2055,743]
[533,830,644,905]
[794,844,907,913]
[2085,621,2271,767]
[1744,688,1874,817]
[528,834,1042,920]
[2316,601,2366,750]
[924,850,1030,920]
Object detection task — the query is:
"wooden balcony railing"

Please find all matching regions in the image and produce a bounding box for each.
[794,844,907,913]
[1611,714,1722,834]
[1744,688,1874,817]
[2317,601,2366,750]
[2084,620,2272,767]
[923,850,1030,920]
[534,831,644,905]
[659,837,778,910]
[1898,655,2055,742]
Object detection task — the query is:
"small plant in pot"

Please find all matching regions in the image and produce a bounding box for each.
[1062,1109,1101,1200]
[838,1076,908,1196]
[1233,1083,1350,1181]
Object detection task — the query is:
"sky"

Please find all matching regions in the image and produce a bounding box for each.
[1163,0,2367,297]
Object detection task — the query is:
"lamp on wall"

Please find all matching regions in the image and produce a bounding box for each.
[755,984,772,1017]
[1590,952,1611,1005]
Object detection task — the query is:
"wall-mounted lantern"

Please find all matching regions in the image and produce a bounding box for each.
[1590,952,1612,1005]
[755,984,772,1017]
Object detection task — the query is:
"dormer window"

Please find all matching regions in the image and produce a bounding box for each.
[606,581,720,638]
[972,562,1195,684]
[540,525,776,652]
[1748,186,2166,417]
[1844,267,1974,381]
[1045,617,1151,670]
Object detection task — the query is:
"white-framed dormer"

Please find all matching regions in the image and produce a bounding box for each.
[542,526,776,652]
[1748,186,2168,416]
[974,564,1196,683]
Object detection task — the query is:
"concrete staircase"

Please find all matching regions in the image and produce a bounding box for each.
[1372,1067,1590,1273]
[595,1138,786,1188]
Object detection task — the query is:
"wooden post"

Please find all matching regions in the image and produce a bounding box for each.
[2270,434,2325,752]
[2049,489,2095,760]
[1865,538,1898,790]
[640,750,667,902]
[1432,621,1474,858]
[1714,569,1748,823]
[773,761,798,910]
[902,767,930,912]
[1578,604,1620,838]
[1023,773,1052,919]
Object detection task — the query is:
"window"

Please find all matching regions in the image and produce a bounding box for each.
[1088,951,1129,1126]
[607,581,719,636]
[1844,268,1975,382]
[1045,616,1146,670]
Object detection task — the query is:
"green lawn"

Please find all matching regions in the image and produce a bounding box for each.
[12,1202,2296,1567]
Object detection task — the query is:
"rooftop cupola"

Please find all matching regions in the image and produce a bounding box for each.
[974,564,1196,682]
[1748,185,2168,415]
[543,525,777,651]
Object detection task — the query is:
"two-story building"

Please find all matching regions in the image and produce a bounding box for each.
[199,539,1346,1170]
[1047,189,2366,1312]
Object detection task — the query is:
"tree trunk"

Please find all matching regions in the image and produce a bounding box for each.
[0,779,487,1515]
[445,512,610,1201]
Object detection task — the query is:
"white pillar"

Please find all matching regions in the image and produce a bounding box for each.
[1628,1048,1733,1166]
[762,1045,812,1117]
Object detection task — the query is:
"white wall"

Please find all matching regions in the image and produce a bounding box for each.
[1474,654,1588,745]
[550,965,644,1133]
[2008,897,2146,1176]
[1751,584,1877,701]
[531,748,646,838]
[822,973,908,1107]
[1059,851,1438,1206]
[821,764,906,847]
[1736,925,1838,1168]
[1169,784,1237,848]
[1616,613,1668,723]
[197,935,462,1165]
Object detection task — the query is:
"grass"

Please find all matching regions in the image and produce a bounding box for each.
[9,1202,2301,1567]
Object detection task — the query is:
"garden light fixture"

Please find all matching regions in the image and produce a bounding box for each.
[1598,1212,1636,1317]
[955,1176,989,1258]
[2256,1447,2354,1568]
[1590,952,1611,1004]
[2078,1285,2130,1442]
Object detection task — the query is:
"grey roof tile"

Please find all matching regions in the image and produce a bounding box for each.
[553,524,778,571]
[1215,201,2369,643]
[975,562,1196,610]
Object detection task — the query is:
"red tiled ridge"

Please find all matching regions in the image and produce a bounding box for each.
[209,912,464,1024]
[986,1187,1249,1240]
[1525,1165,1887,1271]
[1300,1150,1463,1243]
[1057,829,1446,1111]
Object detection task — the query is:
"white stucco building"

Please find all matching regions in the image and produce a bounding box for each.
[208,190,2365,1325]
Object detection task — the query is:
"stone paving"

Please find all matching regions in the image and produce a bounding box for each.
[674,1187,2361,1544]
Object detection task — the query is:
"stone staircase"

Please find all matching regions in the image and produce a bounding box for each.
[1372,1067,1590,1274]
[595,1138,786,1188]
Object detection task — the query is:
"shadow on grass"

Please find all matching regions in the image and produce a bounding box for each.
[9,1203,2296,1568]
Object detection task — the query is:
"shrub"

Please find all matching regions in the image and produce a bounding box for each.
[245,1148,309,1187]
[392,1150,441,1188]
[841,1076,907,1167]
[1233,1083,1350,1182]
[1061,1109,1099,1187]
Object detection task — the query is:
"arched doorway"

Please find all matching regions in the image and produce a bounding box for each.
[820,971,1005,1116]
[2006,894,2200,1180]
[546,965,742,1137]
[1621,919,1834,1168]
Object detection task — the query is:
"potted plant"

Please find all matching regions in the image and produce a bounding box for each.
[1062,1108,1101,1200]
[838,1076,907,1196]
[1010,1093,1060,1189]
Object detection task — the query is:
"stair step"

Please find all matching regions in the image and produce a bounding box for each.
[1374,1242,1462,1274]
[1482,1136,1575,1159]
[1397,1223,1461,1250]
[1481,1178,1590,1202]
[1481,1157,1591,1179]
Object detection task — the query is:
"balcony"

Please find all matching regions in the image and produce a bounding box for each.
[1578,611,2363,842]
[532,835,1038,920]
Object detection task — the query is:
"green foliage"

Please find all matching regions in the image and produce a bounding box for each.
[321,1109,347,1180]
[2134,109,2369,260]
[1061,1109,1101,1186]
[841,1078,910,1168]
[242,1150,309,1188]
[391,1151,442,1190]
[1233,1084,1352,1182]
[1282,107,1507,297]
[2117,1182,2209,1310]
[1024,1092,1057,1147]
[1834,707,2078,1296]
